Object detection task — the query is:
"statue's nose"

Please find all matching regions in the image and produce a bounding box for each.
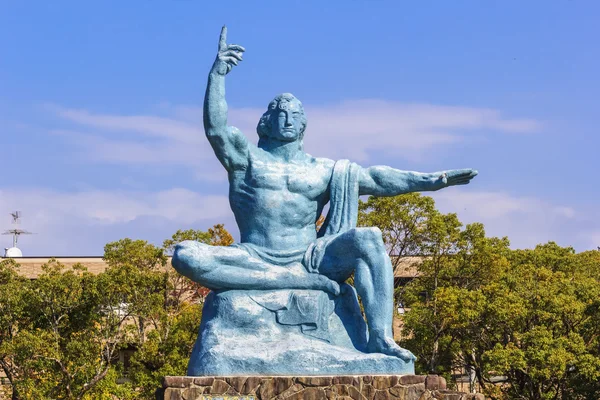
[284,112,293,127]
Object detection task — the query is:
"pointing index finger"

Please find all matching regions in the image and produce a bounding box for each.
[218,25,227,51]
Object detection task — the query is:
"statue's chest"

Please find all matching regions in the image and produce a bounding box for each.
[245,160,328,196]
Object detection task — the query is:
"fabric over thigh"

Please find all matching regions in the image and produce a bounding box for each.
[303,231,358,283]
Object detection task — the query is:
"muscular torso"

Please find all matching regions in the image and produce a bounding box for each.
[229,146,334,251]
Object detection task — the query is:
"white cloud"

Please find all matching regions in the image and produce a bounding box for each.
[552,206,576,219]
[304,100,539,160]
[11,101,563,254]
[0,186,596,256]
[47,104,223,180]
[0,188,233,255]
[233,100,540,162]
[584,232,600,250]
[48,100,540,173]
[50,128,218,173]
[430,189,585,250]
[50,105,202,143]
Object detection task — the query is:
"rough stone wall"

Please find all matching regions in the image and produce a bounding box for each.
[161,375,485,400]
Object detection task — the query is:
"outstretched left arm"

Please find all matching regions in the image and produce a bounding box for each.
[358,166,478,196]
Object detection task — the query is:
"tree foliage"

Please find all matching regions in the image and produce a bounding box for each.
[358,194,443,305]
[360,195,600,400]
[2,193,598,400]
[0,224,232,399]
[359,193,438,259]
[0,259,28,400]
[162,223,234,254]
[479,245,600,399]
[0,259,136,399]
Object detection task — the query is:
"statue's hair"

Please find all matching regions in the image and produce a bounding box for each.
[256,93,307,139]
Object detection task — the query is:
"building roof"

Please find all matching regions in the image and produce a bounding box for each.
[2,257,111,279]
[392,256,425,278]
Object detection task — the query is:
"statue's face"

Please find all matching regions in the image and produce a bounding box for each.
[269,98,304,141]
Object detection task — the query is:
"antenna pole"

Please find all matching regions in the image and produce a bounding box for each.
[12,212,18,247]
[3,211,33,255]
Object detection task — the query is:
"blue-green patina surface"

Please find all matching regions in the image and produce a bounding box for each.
[172,27,477,376]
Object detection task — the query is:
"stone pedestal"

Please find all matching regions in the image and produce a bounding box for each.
[188,288,414,376]
[160,375,485,400]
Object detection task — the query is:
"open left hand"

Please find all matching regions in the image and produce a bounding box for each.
[431,169,478,191]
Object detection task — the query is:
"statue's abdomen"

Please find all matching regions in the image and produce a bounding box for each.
[229,175,319,250]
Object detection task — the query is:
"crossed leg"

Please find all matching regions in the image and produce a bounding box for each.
[315,227,416,362]
[173,228,415,362]
[172,241,340,294]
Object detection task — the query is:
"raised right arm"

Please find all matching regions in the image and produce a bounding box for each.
[204,26,249,172]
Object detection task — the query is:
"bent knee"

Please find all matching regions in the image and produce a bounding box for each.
[362,227,383,241]
[351,227,383,243]
[172,240,213,276]
[349,227,385,253]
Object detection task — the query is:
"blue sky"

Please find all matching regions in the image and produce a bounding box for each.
[1,1,599,255]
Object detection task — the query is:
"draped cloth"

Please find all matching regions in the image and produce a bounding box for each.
[248,159,361,342]
[319,159,361,238]
[302,159,360,273]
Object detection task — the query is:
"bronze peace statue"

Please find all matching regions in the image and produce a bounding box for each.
[172,27,478,376]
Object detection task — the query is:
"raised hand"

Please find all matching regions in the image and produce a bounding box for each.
[431,169,478,191]
[211,26,245,76]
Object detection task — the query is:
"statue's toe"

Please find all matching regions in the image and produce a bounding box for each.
[398,348,417,362]
[367,336,416,362]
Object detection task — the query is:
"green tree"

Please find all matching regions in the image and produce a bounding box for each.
[103,238,169,344]
[162,223,234,254]
[358,193,438,260]
[162,230,211,255]
[115,224,233,398]
[0,225,233,399]
[126,303,201,398]
[358,194,441,305]
[104,238,167,270]
[401,217,510,377]
[0,259,28,400]
[99,238,189,398]
[480,244,600,399]
[2,259,137,399]
[360,192,600,399]
[207,224,234,247]
[403,230,600,399]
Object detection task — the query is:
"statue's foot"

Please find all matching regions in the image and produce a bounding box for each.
[366,335,417,363]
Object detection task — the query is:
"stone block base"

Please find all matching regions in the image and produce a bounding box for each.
[160,375,485,400]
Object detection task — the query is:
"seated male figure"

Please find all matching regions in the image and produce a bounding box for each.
[172,27,477,363]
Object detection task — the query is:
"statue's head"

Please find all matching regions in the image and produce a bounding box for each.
[257,93,307,142]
